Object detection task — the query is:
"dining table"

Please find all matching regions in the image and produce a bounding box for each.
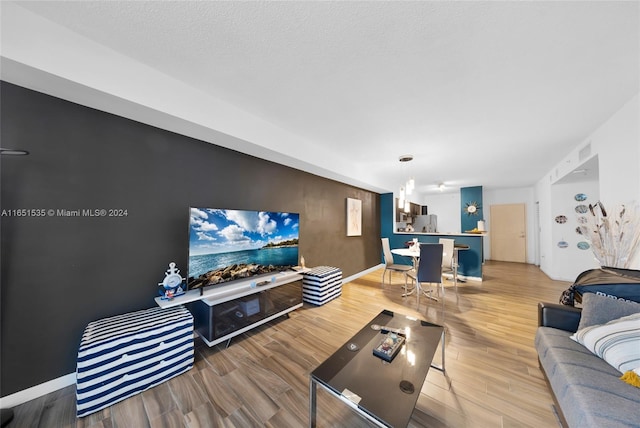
[391,242,469,290]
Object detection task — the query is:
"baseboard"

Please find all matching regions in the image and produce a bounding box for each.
[0,372,75,409]
[446,274,483,282]
[343,264,384,284]
[539,266,574,282]
[344,265,483,284]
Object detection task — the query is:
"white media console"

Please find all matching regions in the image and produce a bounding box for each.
[154,270,304,347]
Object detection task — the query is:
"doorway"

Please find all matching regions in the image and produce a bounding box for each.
[490,203,527,263]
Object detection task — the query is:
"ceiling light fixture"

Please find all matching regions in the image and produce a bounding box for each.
[438,183,445,192]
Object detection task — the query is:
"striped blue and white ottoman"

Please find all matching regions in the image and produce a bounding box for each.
[76,305,194,417]
[302,266,342,305]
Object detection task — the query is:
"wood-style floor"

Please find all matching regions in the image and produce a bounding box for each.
[6,261,570,428]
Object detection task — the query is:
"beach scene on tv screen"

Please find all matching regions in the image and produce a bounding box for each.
[188,208,299,289]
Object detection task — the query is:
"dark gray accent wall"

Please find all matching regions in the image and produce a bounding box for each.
[0,81,381,396]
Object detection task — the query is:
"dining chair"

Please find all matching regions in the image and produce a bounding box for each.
[381,238,413,292]
[439,238,458,295]
[407,243,443,305]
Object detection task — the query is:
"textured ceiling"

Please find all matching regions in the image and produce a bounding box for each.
[5,1,640,196]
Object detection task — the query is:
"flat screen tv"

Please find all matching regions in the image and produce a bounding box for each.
[188,207,300,290]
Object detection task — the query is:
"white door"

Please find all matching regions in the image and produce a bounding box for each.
[490,203,526,263]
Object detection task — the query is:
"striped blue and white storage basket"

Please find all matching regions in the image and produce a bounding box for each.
[76,305,194,417]
[302,266,342,305]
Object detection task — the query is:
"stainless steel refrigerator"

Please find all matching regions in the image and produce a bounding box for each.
[412,214,437,233]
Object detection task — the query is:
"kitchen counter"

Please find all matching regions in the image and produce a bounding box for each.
[381,193,485,281]
[389,232,485,281]
[395,231,486,236]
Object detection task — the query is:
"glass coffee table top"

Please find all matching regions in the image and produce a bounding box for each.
[310,309,445,427]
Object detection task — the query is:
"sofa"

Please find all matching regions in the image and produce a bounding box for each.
[535,293,640,428]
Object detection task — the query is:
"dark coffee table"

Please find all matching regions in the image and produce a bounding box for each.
[309,309,445,427]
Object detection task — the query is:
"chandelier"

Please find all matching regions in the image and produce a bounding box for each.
[398,154,414,213]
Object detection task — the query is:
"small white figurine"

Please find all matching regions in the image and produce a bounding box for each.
[158,262,186,300]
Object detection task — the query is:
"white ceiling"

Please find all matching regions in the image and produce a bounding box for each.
[2,1,639,198]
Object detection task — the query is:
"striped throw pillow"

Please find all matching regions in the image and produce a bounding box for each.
[571,312,640,387]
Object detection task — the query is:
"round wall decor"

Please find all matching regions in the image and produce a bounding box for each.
[575,193,587,202]
[464,201,481,216]
[577,241,590,250]
[575,204,588,214]
[555,215,568,224]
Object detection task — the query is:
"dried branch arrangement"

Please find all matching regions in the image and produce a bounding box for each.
[581,201,640,268]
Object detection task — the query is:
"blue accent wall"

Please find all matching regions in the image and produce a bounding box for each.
[460,186,483,232]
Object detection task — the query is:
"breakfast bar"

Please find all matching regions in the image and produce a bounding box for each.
[389,232,484,281]
[381,193,485,281]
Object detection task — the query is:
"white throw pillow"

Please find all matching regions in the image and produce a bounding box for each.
[571,312,640,374]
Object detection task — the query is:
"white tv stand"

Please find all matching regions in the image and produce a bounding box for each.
[155,270,304,347]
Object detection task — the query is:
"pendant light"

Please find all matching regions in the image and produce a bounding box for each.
[399,154,415,203]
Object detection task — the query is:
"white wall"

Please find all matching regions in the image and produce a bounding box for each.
[419,192,461,234]
[537,176,553,274]
[537,93,640,280]
[550,179,600,280]
[593,94,640,206]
